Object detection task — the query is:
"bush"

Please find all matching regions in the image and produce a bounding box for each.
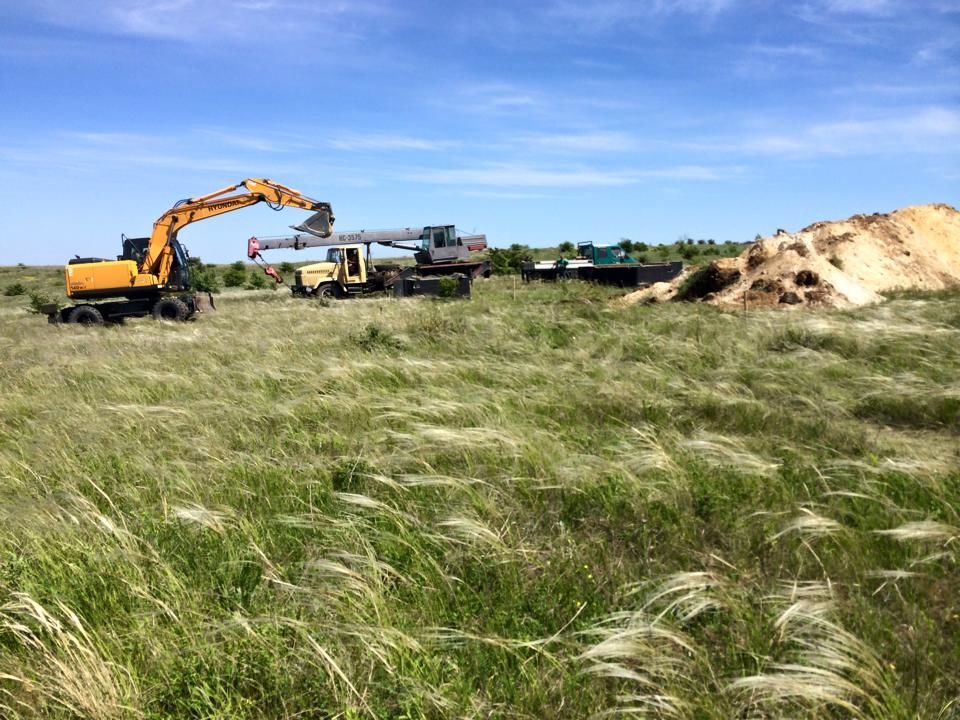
[489,244,533,275]
[3,282,26,296]
[618,238,634,253]
[245,270,270,289]
[351,323,403,351]
[829,256,844,270]
[558,241,575,255]
[187,257,221,294]
[222,261,248,288]
[27,291,61,314]
[437,276,460,298]
[279,261,296,274]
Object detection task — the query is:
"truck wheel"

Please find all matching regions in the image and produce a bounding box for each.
[315,284,338,300]
[152,297,189,321]
[68,305,104,325]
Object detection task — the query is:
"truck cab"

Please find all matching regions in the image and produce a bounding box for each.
[576,241,637,265]
[293,244,369,297]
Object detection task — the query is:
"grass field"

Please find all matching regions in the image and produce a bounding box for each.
[1,266,958,719]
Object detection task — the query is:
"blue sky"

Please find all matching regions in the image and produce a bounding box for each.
[1,0,957,264]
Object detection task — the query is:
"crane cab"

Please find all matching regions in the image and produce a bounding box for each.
[416,225,469,265]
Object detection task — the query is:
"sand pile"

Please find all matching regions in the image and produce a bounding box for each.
[621,203,960,309]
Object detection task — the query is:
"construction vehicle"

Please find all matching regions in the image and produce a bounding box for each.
[521,241,683,286]
[248,242,470,299]
[45,178,334,324]
[247,225,489,298]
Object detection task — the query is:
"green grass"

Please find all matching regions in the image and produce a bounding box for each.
[0,268,958,718]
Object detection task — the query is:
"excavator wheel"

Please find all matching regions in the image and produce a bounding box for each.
[67,305,105,325]
[152,297,190,321]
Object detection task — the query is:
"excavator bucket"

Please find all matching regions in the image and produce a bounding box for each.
[193,292,217,314]
[292,209,333,238]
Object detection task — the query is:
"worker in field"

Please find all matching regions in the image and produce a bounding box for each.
[556,254,569,280]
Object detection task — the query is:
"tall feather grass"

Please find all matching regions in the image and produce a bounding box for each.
[0,272,958,717]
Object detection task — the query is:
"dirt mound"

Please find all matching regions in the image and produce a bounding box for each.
[620,203,960,309]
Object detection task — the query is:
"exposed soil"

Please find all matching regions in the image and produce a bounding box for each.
[620,203,960,309]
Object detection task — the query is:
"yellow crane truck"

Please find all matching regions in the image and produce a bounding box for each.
[45,178,334,324]
[247,225,488,298]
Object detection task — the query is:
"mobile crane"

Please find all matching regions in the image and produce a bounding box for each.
[46,178,334,324]
[246,225,489,298]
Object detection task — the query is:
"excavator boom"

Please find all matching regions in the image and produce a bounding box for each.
[144,178,333,287]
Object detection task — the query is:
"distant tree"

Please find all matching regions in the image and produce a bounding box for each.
[558,241,575,255]
[279,261,296,274]
[618,238,634,253]
[634,241,649,252]
[696,238,706,245]
[223,261,248,288]
[489,244,533,275]
[707,239,716,245]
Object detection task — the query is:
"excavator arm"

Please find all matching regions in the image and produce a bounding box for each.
[144,178,334,286]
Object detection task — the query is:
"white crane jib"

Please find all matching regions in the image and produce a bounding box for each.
[247,225,487,266]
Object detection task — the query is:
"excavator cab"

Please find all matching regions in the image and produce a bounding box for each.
[117,236,191,291]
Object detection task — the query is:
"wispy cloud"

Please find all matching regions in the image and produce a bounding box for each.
[459,190,556,200]
[329,134,460,152]
[397,162,739,188]
[550,0,735,25]
[453,82,542,113]
[814,0,896,13]
[1,129,304,176]
[700,106,960,158]
[25,0,394,42]
[513,132,638,153]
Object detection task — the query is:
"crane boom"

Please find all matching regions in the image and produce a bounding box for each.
[247,226,487,259]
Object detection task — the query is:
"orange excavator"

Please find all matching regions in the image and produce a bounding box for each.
[46,178,334,324]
